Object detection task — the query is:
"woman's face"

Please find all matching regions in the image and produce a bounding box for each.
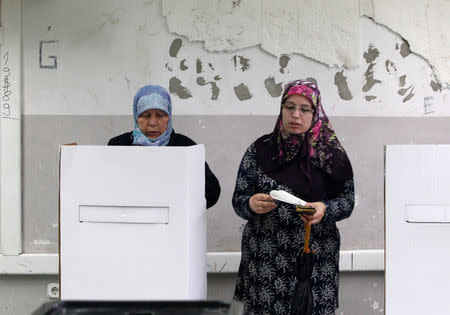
[281,94,314,135]
[137,109,169,139]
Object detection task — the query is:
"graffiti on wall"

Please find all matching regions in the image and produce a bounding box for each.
[39,40,59,69]
[1,52,17,120]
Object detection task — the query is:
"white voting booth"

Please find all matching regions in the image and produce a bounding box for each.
[386,145,450,315]
[59,145,206,300]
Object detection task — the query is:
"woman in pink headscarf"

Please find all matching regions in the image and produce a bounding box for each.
[232,79,354,314]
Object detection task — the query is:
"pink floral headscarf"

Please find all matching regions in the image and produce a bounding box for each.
[270,79,353,184]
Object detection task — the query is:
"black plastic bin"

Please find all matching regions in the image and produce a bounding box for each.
[32,301,230,315]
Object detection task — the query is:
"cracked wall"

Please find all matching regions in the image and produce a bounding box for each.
[162,0,360,67]
[163,0,449,84]
[21,0,449,117]
[363,0,449,85]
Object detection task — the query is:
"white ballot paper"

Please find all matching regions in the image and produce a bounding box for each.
[269,190,307,206]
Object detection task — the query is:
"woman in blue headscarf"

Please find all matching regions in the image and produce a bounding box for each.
[108,85,221,209]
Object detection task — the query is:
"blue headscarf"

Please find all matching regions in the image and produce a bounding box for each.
[132,85,173,146]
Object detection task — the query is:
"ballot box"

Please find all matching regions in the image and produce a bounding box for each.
[59,145,206,300]
[31,301,230,315]
[385,145,450,315]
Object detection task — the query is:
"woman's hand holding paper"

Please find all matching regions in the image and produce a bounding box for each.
[249,193,277,214]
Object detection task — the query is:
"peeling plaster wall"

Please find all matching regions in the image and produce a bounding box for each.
[364,0,450,85]
[163,0,449,84]
[23,1,448,117]
[162,0,261,52]
[163,0,360,67]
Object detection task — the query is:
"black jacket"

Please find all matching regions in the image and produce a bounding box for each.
[108,131,221,209]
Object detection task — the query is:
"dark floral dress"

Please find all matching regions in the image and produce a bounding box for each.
[233,143,354,315]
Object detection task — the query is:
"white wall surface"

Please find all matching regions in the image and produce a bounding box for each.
[21,0,448,116]
[0,0,22,256]
[163,0,450,85]
[163,0,360,67]
[365,0,450,84]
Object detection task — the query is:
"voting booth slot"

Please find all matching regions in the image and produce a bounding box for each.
[58,145,206,301]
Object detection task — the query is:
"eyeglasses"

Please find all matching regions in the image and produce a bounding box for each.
[282,103,313,115]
